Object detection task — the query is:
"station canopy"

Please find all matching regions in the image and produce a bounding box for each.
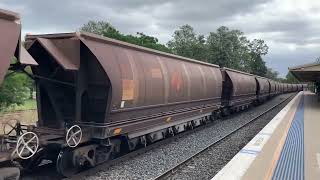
[289,62,320,82]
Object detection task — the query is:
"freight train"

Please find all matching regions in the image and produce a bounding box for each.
[0,9,304,177]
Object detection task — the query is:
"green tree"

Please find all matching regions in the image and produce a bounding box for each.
[81,21,171,53]
[247,56,267,76]
[167,25,207,61]
[285,72,299,83]
[247,39,269,76]
[0,72,30,111]
[125,32,171,53]
[80,21,119,36]
[206,27,269,75]
[265,68,279,80]
[0,56,34,111]
[248,39,268,56]
[206,26,250,70]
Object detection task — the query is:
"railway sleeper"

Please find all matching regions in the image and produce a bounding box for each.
[22,99,272,177]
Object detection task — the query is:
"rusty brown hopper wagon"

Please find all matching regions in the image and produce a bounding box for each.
[0,9,302,177]
[255,76,270,103]
[23,32,223,175]
[0,9,37,85]
[220,68,257,113]
[25,31,223,132]
[269,79,277,96]
[279,83,284,93]
[0,9,37,168]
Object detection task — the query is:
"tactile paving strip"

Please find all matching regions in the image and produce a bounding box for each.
[272,96,304,180]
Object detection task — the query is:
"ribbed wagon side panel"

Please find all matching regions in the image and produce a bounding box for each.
[80,38,122,111]
[205,66,223,100]
[274,82,278,94]
[223,69,257,107]
[280,83,285,93]
[227,71,256,96]
[268,80,277,96]
[287,84,292,92]
[256,76,270,101]
[79,33,223,128]
[256,77,269,94]
[284,83,289,92]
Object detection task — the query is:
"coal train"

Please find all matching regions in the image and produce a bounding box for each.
[0,9,304,177]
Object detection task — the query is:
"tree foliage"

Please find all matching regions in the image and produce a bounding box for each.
[285,72,299,83]
[0,56,34,111]
[169,25,269,76]
[247,39,268,76]
[0,72,31,111]
[265,68,279,80]
[206,26,249,70]
[81,21,171,53]
[80,21,117,35]
[167,25,207,61]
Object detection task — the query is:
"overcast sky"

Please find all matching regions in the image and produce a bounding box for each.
[1,0,319,77]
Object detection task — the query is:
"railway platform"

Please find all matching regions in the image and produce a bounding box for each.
[212,91,320,180]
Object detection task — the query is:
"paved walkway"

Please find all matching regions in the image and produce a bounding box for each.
[213,91,320,180]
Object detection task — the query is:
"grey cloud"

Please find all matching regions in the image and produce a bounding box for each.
[265,47,319,77]
[236,16,320,45]
[0,0,268,36]
[1,0,319,77]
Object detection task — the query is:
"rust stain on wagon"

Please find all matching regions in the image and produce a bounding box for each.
[122,79,135,101]
[171,70,183,94]
[151,68,162,78]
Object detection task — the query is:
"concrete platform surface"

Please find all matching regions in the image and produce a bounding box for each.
[212,91,320,180]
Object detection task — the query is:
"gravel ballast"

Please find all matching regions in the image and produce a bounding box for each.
[80,93,295,180]
[166,94,294,180]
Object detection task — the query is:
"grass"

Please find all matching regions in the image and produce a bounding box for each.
[3,99,37,112]
[0,100,38,135]
[14,99,37,111]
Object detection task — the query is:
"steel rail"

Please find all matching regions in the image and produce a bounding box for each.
[67,114,213,180]
[23,94,294,180]
[152,93,295,180]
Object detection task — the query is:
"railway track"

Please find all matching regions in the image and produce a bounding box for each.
[23,110,222,180]
[68,114,218,180]
[20,94,295,180]
[152,93,295,180]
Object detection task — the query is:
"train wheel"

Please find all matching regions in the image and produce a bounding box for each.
[19,148,45,172]
[56,149,80,177]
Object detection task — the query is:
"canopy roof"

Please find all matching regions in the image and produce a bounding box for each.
[289,62,320,82]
